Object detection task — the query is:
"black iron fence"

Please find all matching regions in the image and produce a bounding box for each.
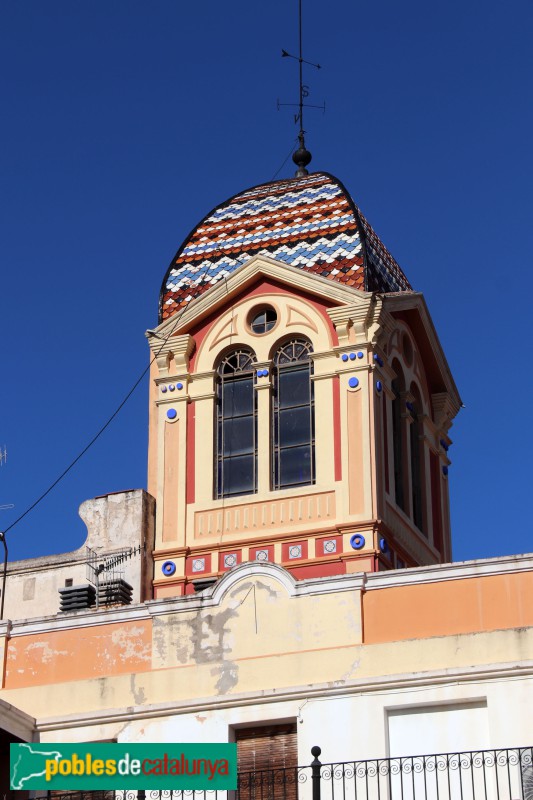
[238,747,533,800]
[8,746,533,800]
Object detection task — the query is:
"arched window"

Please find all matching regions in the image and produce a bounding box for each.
[392,361,406,512]
[272,338,315,490]
[216,349,257,499]
[410,384,424,533]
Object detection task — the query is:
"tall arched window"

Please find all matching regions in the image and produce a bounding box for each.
[392,361,406,512]
[410,384,424,533]
[216,349,257,499]
[272,338,315,490]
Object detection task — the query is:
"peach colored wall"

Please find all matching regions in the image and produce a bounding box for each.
[193,491,336,539]
[186,401,195,504]
[5,620,152,689]
[5,568,532,691]
[348,391,364,514]
[162,418,180,541]
[147,361,159,499]
[333,376,342,481]
[363,572,533,644]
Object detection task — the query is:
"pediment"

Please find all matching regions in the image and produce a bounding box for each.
[149,254,372,340]
[383,293,462,413]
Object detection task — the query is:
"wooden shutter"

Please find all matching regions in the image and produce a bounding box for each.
[236,724,298,800]
[50,741,116,800]
[49,793,114,800]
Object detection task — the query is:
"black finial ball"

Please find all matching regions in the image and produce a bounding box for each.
[311,745,322,758]
[293,143,312,178]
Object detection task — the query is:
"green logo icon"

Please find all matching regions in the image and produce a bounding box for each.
[11,743,237,790]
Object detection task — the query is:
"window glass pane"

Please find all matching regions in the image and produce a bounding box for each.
[251,307,277,334]
[272,338,314,491]
[279,445,312,486]
[223,417,254,456]
[278,367,310,407]
[279,407,311,447]
[222,377,253,416]
[223,455,255,495]
[216,348,257,499]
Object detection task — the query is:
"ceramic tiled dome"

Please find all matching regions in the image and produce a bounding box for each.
[160,172,412,321]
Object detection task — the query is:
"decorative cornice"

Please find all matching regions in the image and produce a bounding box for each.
[152,546,188,558]
[5,554,532,636]
[146,333,194,377]
[146,336,174,376]
[365,552,533,589]
[9,605,151,637]
[376,308,396,349]
[432,392,457,432]
[328,300,374,346]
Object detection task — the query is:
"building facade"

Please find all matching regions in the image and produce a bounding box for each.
[148,172,460,597]
[1,170,532,798]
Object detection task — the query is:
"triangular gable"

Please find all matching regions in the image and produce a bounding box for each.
[384,293,462,410]
[151,254,372,339]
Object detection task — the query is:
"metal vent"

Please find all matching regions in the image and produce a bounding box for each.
[58,584,96,613]
[97,579,133,606]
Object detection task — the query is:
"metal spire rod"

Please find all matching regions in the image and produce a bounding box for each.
[279,0,323,177]
[298,0,304,139]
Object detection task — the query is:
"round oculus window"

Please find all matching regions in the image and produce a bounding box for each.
[250,306,277,334]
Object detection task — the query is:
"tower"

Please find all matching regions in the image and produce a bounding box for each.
[146,172,461,597]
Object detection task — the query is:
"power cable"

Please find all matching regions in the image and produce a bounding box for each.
[1,269,210,539]
[271,137,299,181]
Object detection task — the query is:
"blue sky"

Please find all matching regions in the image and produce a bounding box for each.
[1,0,531,562]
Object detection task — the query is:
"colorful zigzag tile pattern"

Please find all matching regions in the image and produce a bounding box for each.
[160,172,411,320]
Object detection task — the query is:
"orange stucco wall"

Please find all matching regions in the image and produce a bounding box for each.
[4,619,152,689]
[4,569,532,690]
[363,571,533,643]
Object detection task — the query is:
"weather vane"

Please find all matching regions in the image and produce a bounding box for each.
[278,0,325,177]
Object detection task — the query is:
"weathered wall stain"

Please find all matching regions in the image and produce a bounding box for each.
[111,626,151,664]
[190,606,238,664]
[212,661,238,694]
[5,620,152,689]
[130,673,146,705]
[152,602,240,693]
[230,580,279,602]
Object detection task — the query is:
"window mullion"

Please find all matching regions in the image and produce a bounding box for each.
[255,368,271,495]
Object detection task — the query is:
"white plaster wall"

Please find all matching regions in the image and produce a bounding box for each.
[3,490,155,620]
[388,702,489,756]
[38,672,533,763]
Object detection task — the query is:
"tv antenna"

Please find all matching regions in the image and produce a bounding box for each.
[86,545,142,609]
[278,0,325,177]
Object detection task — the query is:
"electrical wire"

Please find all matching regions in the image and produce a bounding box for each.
[271,137,298,181]
[1,168,285,542]
[1,269,210,538]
